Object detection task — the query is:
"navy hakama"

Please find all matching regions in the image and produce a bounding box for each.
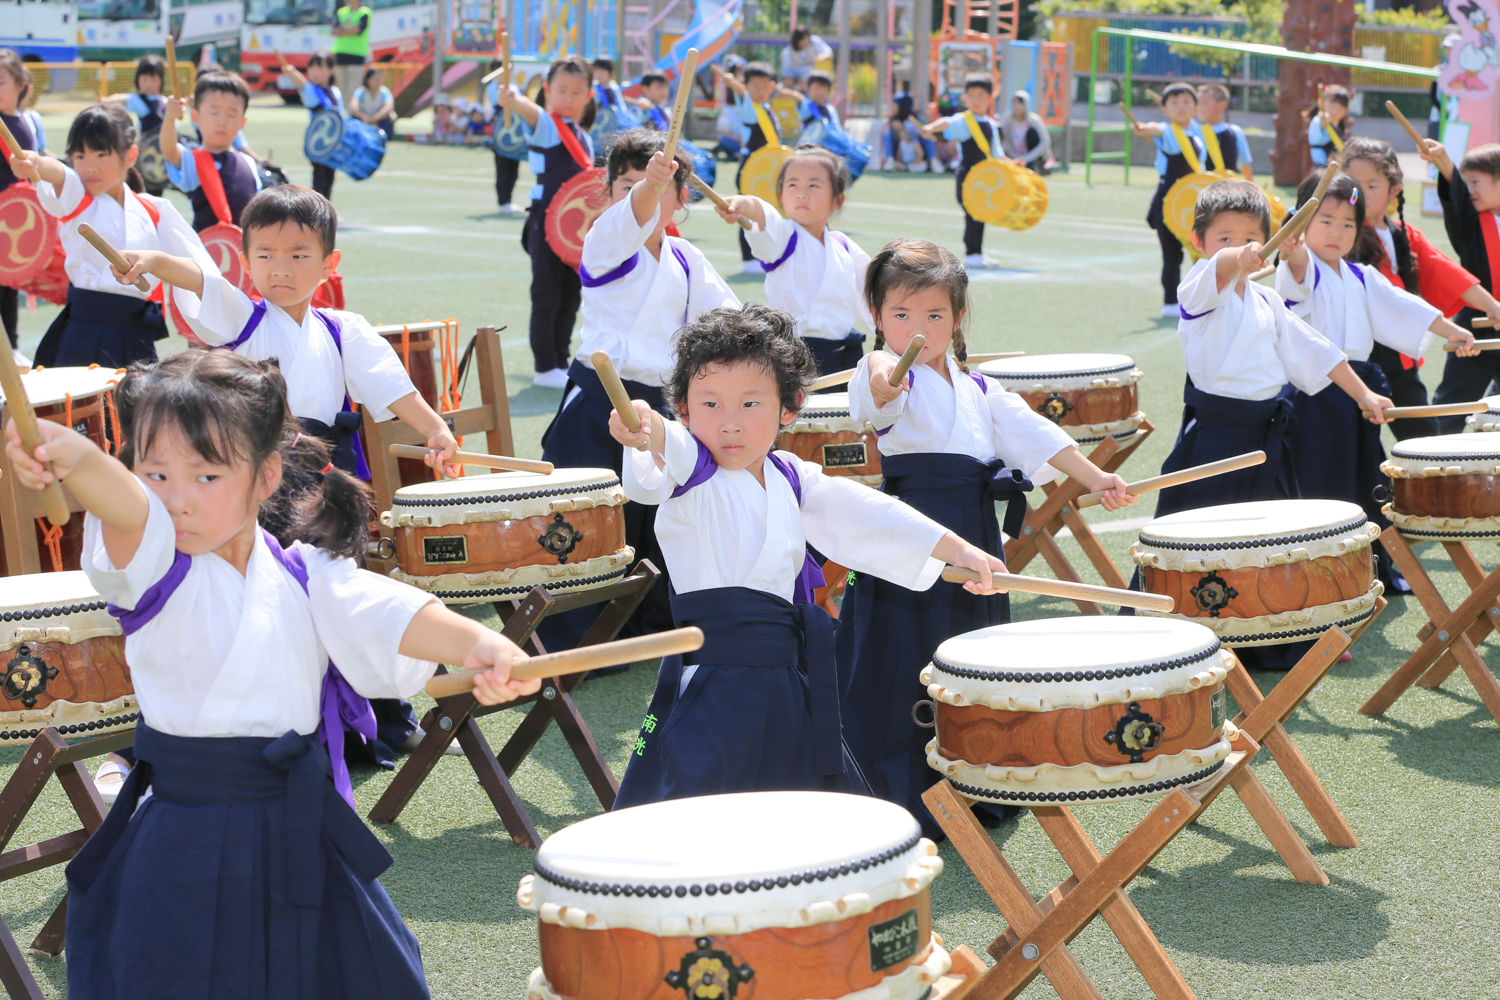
[1153,379,1299,519]
[34,286,166,369]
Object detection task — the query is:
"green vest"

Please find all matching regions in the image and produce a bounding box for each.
[332,5,372,59]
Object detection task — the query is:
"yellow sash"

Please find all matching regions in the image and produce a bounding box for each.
[751,100,780,148]
[1199,123,1226,173]
[1169,122,1204,175]
[1327,120,1345,152]
[962,111,998,161]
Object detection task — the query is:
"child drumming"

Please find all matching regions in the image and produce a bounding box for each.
[539,133,737,646]
[718,146,871,376]
[104,55,167,195]
[636,71,672,129]
[486,58,529,216]
[1307,85,1351,167]
[163,71,263,232]
[802,71,842,129]
[1126,82,1207,317]
[12,104,214,368]
[835,239,1135,835]
[1277,171,1476,588]
[277,51,343,200]
[1196,83,1253,181]
[5,350,533,999]
[719,62,800,275]
[608,302,1008,804]
[1422,140,1500,429]
[496,54,596,389]
[0,49,38,361]
[922,73,1003,270]
[1341,136,1500,439]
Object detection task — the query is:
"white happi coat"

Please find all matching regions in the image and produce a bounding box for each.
[1276,256,1436,362]
[743,198,873,342]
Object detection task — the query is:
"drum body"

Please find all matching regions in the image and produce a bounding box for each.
[304,109,387,181]
[800,120,870,181]
[1382,433,1500,539]
[522,791,950,1000]
[137,128,169,188]
[197,222,252,295]
[381,469,634,603]
[492,112,533,160]
[1162,171,1231,248]
[377,328,441,489]
[545,168,611,270]
[740,144,791,207]
[1132,499,1382,646]
[923,618,1233,803]
[0,184,60,288]
[1466,395,1500,432]
[775,392,881,486]
[977,353,1144,446]
[0,571,137,744]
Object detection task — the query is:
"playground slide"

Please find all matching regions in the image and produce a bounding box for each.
[649,0,743,83]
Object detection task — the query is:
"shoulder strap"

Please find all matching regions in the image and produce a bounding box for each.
[751,101,780,147]
[192,148,234,226]
[1168,122,1204,175]
[669,244,691,322]
[764,451,824,605]
[550,113,593,170]
[259,529,310,593]
[1347,261,1366,286]
[761,229,799,272]
[766,452,801,504]
[107,548,192,635]
[668,435,719,498]
[1199,122,1226,172]
[968,370,989,394]
[133,191,160,226]
[961,111,997,162]
[314,307,344,354]
[579,252,640,287]
[221,299,269,350]
[59,193,93,223]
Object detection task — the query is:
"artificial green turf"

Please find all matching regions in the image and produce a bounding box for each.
[5,100,1499,998]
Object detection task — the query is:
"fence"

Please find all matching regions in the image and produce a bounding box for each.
[28,61,423,104]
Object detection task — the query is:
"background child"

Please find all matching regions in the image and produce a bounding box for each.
[1196,83,1253,181]
[836,239,1134,836]
[720,62,800,274]
[998,91,1051,174]
[4,350,531,998]
[636,71,672,129]
[485,61,529,216]
[1127,82,1206,317]
[163,72,263,232]
[277,51,342,199]
[718,146,871,375]
[0,49,37,361]
[1342,136,1500,439]
[923,74,1001,269]
[13,104,214,368]
[802,71,841,128]
[105,55,168,195]
[608,302,1007,805]
[496,54,596,389]
[352,65,396,139]
[1308,85,1351,166]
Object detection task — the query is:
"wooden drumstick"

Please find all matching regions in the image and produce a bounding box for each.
[0,349,70,527]
[425,626,705,698]
[1248,264,1275,282]
[1117,102,1142,130]
[0,116,22,161]
[964,351,1026,363]
[1385,100,1426,149]
[77,224,151,293]
[165,36,180,101]
[592,350,648,451]
[1382,402,1487,419]
[809,367,855,391]
[660,48,700,169]
[1308,160,1339,204]
[687,173,753,230]
[887,335,926,387]
[1145,88,1163,106]
[940,568,1174,613]
[387,443,554,474]
[1446,338,1500,350]
[1076,451,1266,508]
[480,65,506,85]
[1259,197,1319,260]
[1473,316,1497,329]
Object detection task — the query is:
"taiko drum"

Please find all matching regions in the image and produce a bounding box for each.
[1382,433,1500,539]
[976,353,1144,446]
[775,391,882,486]
[375,326,442,489]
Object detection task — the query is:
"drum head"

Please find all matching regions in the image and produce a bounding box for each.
[1468,394,1500,431]
[741,144,792,207]
[977,353,1138,388]
[1138,498,1367,551]
[0,367,124,408]
[492,113,532,160]
[961,159,1020,224]
[544,167,611,270]
[797,391,853,417]
[17,242,67,306]
[303,108,346,166]
[137,128,169,187]
[0,184,60,286]
[1162,171,1224,247]
[197,222,253,296]
[1386,433,1500,473]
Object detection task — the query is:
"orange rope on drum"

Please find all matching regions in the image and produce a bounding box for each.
[36,518,64,573]
[437,318,464,476]
[63,393,72,434]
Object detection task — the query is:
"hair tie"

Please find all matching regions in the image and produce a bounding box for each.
[1349,189,1359,205]
[291,432,302,449]
[320,462,334,475]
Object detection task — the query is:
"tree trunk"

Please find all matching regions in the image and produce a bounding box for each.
[1274,0,1357,186]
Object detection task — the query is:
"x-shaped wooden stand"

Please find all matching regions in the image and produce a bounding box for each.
[369,561,659,847]
[1360,528,1500,724]
[1003,421,1154,614]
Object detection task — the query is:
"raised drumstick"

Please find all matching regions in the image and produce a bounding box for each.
[1385,100,1426,149]
[387,443,554,474]
[888,335,926,387]
[480,65,506,85]
[1446,338,1500,350]
[1382,402,1487,419]
[941,567,1174,613]
[1076,451,1266,508]
[77,224,151,292]
[660,48,700,168]
[1117,102,1142,130]
[0,351,70,527]
[592,350,648,452]
[1308,160,1339,203]
[809,367,855,391]
[426,626,705,697]
[165,36,180,101]
[1260,197,1319,260]
[0,116,22,160]
[688,173,753,230]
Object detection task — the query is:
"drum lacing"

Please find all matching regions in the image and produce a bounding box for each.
[425,564,630,600]
[982,362,1137,382]
[391,477,623,508]
[931,639,1220,684]
[35,519,64,573]
[0,600,107,622]
[532,831,922,899]
[1136,513,1368,553]
[949,759,1225,804]
[1389,449,1500,463]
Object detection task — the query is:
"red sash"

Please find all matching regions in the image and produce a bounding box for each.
[59,191,166,301]
[192,149,234,226]
[1482,210,1500,297]
[551,113,593,170]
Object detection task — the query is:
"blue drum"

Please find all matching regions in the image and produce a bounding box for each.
[489,110,533,161]
[589,101,643,153]
[678,140,717,186]
[800,119,870,182]
[303,108,387,181]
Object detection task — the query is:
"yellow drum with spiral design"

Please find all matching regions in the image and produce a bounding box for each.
[741,144,793,208]
[961,159,1020,224]
[1162,171,1227,250]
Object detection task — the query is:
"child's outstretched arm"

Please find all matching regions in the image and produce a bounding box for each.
[1046,447,1135,511]
[1420,138,1455,181]
[718,194,768,229]
[276,51,309,91]
[3,419,148,566]
[386,393,461,476]
[1460,283,1500,325]
[7,150,65,196]
[608,399,667,470]
[396,604,539,705]
[1432,316,1479,356]
[631,149,675,227]
[930,532,1008,596]
[162,95,185,167]
[1328,361,1394,424]
[1215,240,1265,292]
[111,248,205,294]
[495,84,543,127]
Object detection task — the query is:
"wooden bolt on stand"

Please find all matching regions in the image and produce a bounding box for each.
[1360,527,1500,725]
[369,562,661,847]
[0,728,132,999]
[1002,420,1155,614]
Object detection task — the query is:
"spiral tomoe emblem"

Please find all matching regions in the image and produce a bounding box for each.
[303,109,345,164]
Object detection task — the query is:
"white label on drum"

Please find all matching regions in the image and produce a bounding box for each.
[868,908,920,972]
[823,442,868,469]
[1211,687,1227,729]
[422,535,470,566]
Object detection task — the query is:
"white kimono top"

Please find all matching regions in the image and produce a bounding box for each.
[1177,254,1346,400]
[83,479,437,738]
[175,269,417,426]
[742,198,873,342]
[575,197,739,386]
[36,165,214,298]
[848,352,1075,482]
[1276,256,1436,362]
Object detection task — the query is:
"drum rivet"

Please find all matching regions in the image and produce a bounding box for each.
[1021,943,1039,961]
[543,687,556,700]
[1023,526,1034,536]
[439,717,454,731]
[1490,607,1499,618]
[1439,630,1451,642]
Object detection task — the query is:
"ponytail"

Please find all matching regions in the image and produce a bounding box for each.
[274,431,372,562]
[1391,190,1419,296]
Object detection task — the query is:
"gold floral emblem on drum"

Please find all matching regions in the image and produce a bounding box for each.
[741,145,793,208]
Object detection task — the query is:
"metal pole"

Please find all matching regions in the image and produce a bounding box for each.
[876,0,890,123]
[914,0,930,117]
[1122,31,1131,186]
[837,0,851,113]
[614,0,624,66]
[435,0,448,98]
[988,0,998,39]
[1086,27,1097,185]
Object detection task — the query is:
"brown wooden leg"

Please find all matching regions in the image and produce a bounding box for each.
[1418,543,1498,689]
[1227,765,1329,886]
[29,760,114,957]
[0,916,43,1000]
[1032,531,1104,615]
[454,716,542,847]
[547,683,620,809]
[367,685,479,825]
[1056,505,1132,590]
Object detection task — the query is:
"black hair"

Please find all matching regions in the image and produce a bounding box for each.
[1161,81,1198,105]
[744,61,775,84]
[193,71,251,112]
[65,103,137,160]
[791,27,810,47]
[667,303,816,415]
[1459,143,1500,180]
[306,51,336,72]
[362,65,383,88]
[1197,82,1229,103]
[1305,84,1351,130]
[963,73,994,95]
[640,71,668,90]
[115,351,370,560]
[195,63,226,81]
[864,239,971,367]
[807,71,833,90]
[776,144,849,206]
[593,57,615,74]
[241,184,338,256]
[1341,136,1417,294]
[135,54,165,88]
[0,50,30,105]
[1191,178,1270,242]
[545,54,597,128]
[1296,168,1374,259]
[606,127,689,194]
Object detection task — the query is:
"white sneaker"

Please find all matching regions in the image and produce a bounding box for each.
[964,253,999,269]
[402,727,466,756]
[498,202,524,216]
[94,759,130,806]
[742,259,765,276]
[931,160,946,174]
[532,368,570,390]
[910,160,929,173]
[1161,304,1181,318]
[12,349,30,370]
